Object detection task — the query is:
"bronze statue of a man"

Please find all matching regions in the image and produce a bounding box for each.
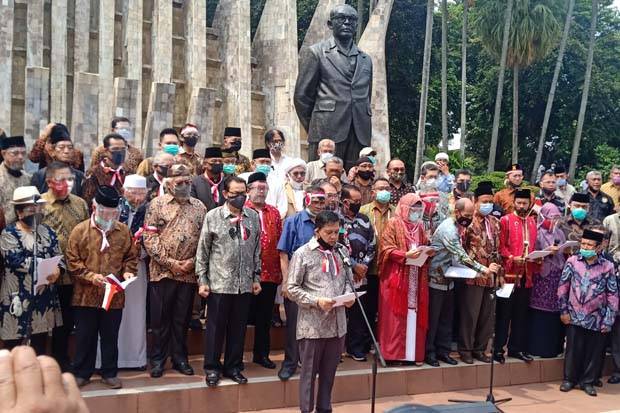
[294,4,373,171]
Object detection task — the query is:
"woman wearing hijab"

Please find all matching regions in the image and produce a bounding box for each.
[377,193,432,364]
[528,202,567,358]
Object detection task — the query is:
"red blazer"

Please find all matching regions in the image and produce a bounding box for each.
[499,213,539,288]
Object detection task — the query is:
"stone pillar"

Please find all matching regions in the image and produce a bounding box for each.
[152,0,172,83]
[253,0,300,157]
[123,0,143,148]
[143,82,176,157]
[71,72,100,167]
[302,0,344,47]
[0,1,14,134]
[213,0,252,156]
[26,0,44,67]
[112,77,140,144]
[50,0,68,123]
[73,0,91,73]
[24,67,50,148]
[184,0,207,94]
[359,0,394,171]
[98,0,115,139]
[186,87,217,156]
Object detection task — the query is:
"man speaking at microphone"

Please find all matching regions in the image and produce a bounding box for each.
[287,210,355,413]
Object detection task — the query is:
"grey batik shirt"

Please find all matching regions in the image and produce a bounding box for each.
[195,204,261,294]
[287,237,353,340]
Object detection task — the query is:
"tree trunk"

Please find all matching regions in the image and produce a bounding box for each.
[569,0,598,180]
[487,0,514,172]
[414,0,435,183]
[440,0,449,151]
[512,65,519,164]
[459,0,468,158]
[530,0,574,181]
[356,0,365,41]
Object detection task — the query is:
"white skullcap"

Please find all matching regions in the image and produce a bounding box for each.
[285,158,307,173]
[435,152,449,161]
[359,147,376,157]
[123,174,147,189]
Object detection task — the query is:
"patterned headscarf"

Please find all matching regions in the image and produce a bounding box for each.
[395,193,423,246]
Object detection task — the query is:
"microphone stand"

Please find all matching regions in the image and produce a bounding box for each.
[448,271,511,412]
[22,211,39,346]
[336,245,386,413]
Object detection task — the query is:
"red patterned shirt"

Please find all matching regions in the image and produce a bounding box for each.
[246,200,283,284]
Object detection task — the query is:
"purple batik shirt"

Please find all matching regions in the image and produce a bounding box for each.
[557,255,619,332]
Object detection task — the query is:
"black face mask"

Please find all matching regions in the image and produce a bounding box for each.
[456,181,471,193]
[223,141,242,153]
[157,166,169,178]
[317,236,334,250]
[457,216,472,227]
[22,213,43,228]
[228,194,247,209]
[347,201,361,215]
[358,170,374,181]
[210,163,223,175]
[184,136,199,147]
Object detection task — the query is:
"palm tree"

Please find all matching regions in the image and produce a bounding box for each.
[530,0,574,181]
[569,0,599,180]
[476,0,513,172]
[477,0,560,169]
[414,0,435,182]
[459,0,470,158]
[441,0,449,151]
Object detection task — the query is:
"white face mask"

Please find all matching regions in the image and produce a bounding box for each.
[320,152,334,163]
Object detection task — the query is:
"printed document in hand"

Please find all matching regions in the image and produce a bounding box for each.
[35,255,63,289]
[445,265,478,279]
[557,240,579,251]
[496,283,515,299]
[332,291,366,307]
[526,250,552,260]
[406,246,436,267]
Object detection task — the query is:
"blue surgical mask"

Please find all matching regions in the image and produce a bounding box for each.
[571,207,587,221]
[256,164,271,176]
[557,178,567,187]
[376,190,391,204]
[479,202,494,216]
[163,144,179,156]
[409,209,423,222]
[368,156,377,166]
[223,164,236,175]
[579,249,597,259]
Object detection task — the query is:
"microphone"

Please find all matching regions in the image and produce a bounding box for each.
[335,243,352,268]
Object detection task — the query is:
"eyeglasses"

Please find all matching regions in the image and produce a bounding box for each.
[51,176,75,183]
[332,15,358,24]
[290,171,306,177]
[4,149,26,157]
[227,192,246,197]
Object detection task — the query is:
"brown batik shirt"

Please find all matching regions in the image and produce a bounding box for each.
[463,213,504,287]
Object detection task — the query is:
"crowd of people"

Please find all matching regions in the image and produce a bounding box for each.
[0,119,619,411]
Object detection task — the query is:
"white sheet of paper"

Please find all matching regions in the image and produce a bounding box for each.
[36,255,63,289]
[444,265,478,279]
[496,283,515,298]
[105,274,138,289]
[558,240,579,251]
[405,246,435,267]
[332,291,366,307]
[526,250,552,260]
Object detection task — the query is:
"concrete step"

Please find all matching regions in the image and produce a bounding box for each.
[80,353,617,413]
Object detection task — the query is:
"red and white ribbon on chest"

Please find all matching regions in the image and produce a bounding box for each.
[90,215,110,252]
[230,215,249,240]
[101,161,124,186]
[319,248,340,275]
[101,274,136,311]
[132,224,158,243]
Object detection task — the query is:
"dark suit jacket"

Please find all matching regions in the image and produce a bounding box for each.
[191,174,226,211]
[31,166,85,198]
[294,36,373,145]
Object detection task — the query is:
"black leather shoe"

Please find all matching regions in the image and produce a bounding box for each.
[459,353,474,365]
[425,356,440,367]
[150,364,164,378]
[473,352,492,363]
[253,356,276,369]
[173,361,194,376]
[508,351,533,363]
[437,354,458,365]
[224,371,248,384]
[608,375,620,384]
[277,367,296,381]
[593,379,603,388]
[559,380,574,392]
[582,384,597,396]
[205,371,220,387]
[493,353,506,364]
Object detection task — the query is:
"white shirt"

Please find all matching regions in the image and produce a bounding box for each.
[270,153,291,180]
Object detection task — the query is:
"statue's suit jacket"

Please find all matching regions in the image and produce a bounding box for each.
[294,37,373,146]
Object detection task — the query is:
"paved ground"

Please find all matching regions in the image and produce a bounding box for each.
[256,380,620,413]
